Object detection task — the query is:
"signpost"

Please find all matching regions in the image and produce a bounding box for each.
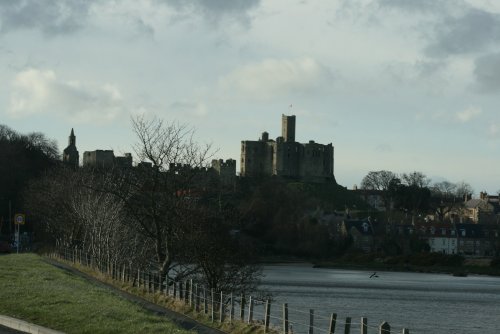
[14,214,25,253]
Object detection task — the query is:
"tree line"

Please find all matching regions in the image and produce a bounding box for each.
[360,170,475,224]
[2,117,261,295]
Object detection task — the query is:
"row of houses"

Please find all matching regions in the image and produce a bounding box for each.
[341,219,499,257]
[354,188,500,225]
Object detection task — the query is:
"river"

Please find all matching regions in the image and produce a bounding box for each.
[257,264,500,334]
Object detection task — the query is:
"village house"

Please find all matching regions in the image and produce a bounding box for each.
[418,223,457,255]
[341,219,375,252]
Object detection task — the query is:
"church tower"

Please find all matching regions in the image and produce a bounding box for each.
[63,128,79,168]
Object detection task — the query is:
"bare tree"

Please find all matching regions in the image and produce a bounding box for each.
[360,170,397,191]
[25,166,149,270]
[432,181,457,197]
[455,181,474,201]
[24,167,83,248]
[106,115,216,279]
[401,171,431,188]
[360,170,397,212]
[183,201,262,294]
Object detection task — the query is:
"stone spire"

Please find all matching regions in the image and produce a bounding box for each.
[63,128,79,168]
[69,128,76,146]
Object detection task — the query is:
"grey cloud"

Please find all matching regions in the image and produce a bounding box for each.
[134,18,155,38]
[377,0,500,58]
[414,60,447,77]
[378,0,449,13]
[161,0,260,25]
[425,9,500,57]
[473,52,500,92]
[0,0,91,35]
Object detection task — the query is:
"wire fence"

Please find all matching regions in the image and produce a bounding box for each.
[50,248,411,334]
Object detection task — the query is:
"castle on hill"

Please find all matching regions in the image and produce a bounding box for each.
[240,114,335,183]
[62,114,334,184]
[61,129,236,186]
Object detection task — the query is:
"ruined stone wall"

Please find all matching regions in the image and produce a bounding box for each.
[240,140,267,176]
[298,141,334,182]
[212,159,236,186]
[83,150,115,168]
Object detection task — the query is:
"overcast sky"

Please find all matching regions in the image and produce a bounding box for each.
[1,0,499,195]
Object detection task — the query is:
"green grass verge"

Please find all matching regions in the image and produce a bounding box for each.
[67,262,273,334]
[0,253,192,334]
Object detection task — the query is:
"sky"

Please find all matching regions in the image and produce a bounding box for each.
[1,0,499,195]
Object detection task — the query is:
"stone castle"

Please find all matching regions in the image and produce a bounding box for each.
[62,129,133,169]
[61,129,236,186]
[62,115,334,184]
[240,114,335,183]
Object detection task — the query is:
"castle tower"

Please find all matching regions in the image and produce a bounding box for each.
[63,128,79,168]
[282,114,296,142]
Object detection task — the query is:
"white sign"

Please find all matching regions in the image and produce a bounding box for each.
[14,214,25,225]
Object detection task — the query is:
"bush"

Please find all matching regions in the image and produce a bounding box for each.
[490,258,500,268]
[407,253,464,267]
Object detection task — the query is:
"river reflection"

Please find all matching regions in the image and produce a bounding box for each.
[258,264,500,334]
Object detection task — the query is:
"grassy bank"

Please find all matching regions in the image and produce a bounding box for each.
[0,253,192,334]
[65,260,269,334]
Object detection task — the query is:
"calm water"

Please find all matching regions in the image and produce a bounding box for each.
[257,264,500,334]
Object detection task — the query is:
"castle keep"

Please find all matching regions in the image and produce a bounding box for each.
[240,115,335,182]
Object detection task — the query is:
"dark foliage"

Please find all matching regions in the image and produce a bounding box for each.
[0,124,59,234]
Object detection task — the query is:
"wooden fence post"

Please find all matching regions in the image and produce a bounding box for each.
[344,317,351,334]
[264,299,271,333]
[219,291,224,323]
[309,309,314,334]
[204,288,208,314]
[379,322,390,334]
[240,295,245,321]
[158,273,162,293]
[184,281,189,303]
[173,281,177,299]
[329,313,337,334]
[247,296,254,324]
[361,317,367,334]
[211,289,215,323]
[283,303,289,334]
[151,273,155,294]
[402,329,409,334]
[148,271,152,293]
[189,279,193,306]
[165,277,169,296]
[195,284,199,312]
[229,293,234,324]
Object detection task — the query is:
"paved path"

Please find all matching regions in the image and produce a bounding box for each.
[43,259,225,334]
[0,324,27,334]
[0,315,63,334]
